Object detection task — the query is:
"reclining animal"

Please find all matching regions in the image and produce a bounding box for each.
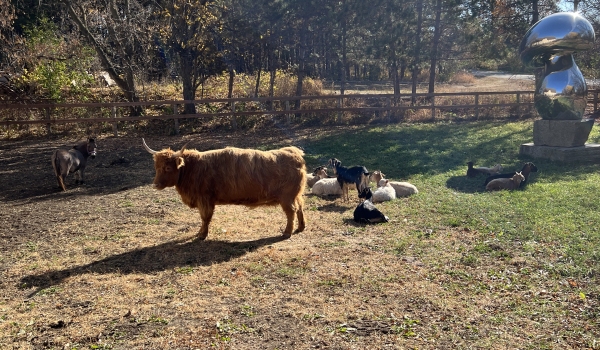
[306,166,330,188]
[467,162,503,177]
[372,180,396,202]
[353,187,389,224]
[484,162,538,188]
[486,172,525,191]
[370,170,418,197]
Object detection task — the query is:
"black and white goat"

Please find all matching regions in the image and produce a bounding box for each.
[328,158,369,202]
[353,187,389,224]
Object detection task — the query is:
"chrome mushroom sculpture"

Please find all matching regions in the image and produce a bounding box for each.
[519,12,595,120]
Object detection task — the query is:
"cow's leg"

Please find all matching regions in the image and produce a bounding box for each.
[280,201,297,238]
[197,204,214,240]
[294,198,305,233]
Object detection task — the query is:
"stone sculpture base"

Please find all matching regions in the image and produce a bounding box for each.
[520,143,600,163]
[533,119,594,147]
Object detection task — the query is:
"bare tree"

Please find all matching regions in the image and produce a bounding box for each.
[61,0,156,113]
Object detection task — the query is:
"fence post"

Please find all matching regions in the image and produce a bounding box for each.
[430,95,436,120]
[45,107,51,134]
[112,106,118,137]
[285,100,290,125]
[474,94,479,119]
[231,101,237,130]
[172,104,180,135]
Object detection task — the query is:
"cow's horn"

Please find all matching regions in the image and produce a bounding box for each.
[142,138,157,155]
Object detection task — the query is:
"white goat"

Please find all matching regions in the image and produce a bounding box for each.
[372,180,396,202]
[371,170,418,197]
[485,171,525,191]
[306,166,329,188]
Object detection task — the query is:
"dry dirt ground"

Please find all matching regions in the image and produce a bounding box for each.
[0,128,438,350]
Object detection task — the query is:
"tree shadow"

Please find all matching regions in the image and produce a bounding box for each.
[446,175,487,193]
[19,235,287,297]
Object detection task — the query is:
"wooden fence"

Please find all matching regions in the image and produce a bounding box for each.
[0,89,597,135]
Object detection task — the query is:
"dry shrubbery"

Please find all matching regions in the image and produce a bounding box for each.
[448,71,476,84]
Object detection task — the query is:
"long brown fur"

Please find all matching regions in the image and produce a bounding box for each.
[149,144,307,240]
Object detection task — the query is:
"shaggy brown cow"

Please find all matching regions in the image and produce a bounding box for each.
[143,139,307,240]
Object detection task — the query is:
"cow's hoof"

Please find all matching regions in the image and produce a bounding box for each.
[197,233,208,240]
[281,233,292,239]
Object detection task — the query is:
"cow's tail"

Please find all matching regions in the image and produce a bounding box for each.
[52,150,67,192]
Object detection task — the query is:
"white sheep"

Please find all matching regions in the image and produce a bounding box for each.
[306,166,329,188]
[378,179,419,197]
[372,180,396,202]
[485,171,525,191]
[311,178,343,196]
[371,170,418,197]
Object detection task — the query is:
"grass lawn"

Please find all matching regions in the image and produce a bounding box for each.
[1,119,599,349]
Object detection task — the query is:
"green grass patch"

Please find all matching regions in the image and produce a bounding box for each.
[306,121,600,280]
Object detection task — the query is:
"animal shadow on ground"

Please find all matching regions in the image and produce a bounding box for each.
[341,218,384,227]
[19,236,285,297]
[445,175,487,193]
[314,201,353,213]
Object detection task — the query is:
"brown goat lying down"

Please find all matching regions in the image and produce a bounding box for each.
[143,139,307,240]
[485,172,525,191]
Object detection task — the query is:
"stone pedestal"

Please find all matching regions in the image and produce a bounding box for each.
[533,119,594,147]
[520,118,600,163]
[520,143,600,163]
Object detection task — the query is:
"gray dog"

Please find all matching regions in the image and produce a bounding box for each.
[51,138,97,191]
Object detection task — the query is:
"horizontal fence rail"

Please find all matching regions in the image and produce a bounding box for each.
[1,89,597,135]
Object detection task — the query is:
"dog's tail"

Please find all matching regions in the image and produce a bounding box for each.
[52,150,67,191]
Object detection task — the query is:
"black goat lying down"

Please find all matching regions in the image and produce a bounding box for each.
[484,162,538,188]
[328,158,369,201]
[354,187,389,224]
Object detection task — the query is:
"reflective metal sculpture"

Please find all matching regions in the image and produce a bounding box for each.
[519,12,595,120]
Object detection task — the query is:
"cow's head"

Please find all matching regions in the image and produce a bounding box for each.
[143,138,186,190]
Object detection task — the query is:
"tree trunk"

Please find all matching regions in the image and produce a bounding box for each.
[180,48,196,114]
[341,16,347,96]
[227,68,235,99]
[428,0,442,95]
[532,0,539,24]
[295,25,307,112]
[411,1,423,105]
[268,43,276,111]
[254,43,264,98]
